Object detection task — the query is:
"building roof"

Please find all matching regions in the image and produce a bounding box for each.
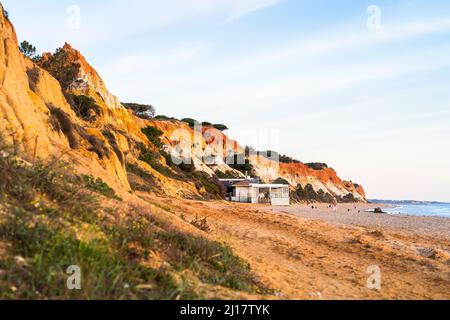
[232,182,289,188]
[232,180,251,187]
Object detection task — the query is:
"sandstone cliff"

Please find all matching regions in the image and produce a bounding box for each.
[0,5,365,202]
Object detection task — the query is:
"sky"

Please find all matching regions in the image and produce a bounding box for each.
[3,0,450,202]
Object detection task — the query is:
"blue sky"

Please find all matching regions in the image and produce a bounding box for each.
[3,0,450,201]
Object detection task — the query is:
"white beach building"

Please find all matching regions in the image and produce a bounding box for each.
[228,180,290,206]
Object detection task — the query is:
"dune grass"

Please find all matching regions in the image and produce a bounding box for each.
[0,138,267,299]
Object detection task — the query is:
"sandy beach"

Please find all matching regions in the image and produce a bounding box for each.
[146,196,450,300]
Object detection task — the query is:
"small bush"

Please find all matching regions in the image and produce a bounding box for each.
[190,215,211,233]
[293,184,334,203]
[156,232,265,292]
[75,174,122,201]
[26,67,40,91]
[126,163,156,193]
[213,124,228,131]
[190,172,225,199]
[154,115,178,121]
[141,126,164,149]
[272,178,290,185]
[122,103,155,120]
[338,193,358,203]
[140,150,176,178]
[215,170,242,179]
[67,95,102,121]
[19,41,37,58]
[305,162,328,171]
[48,106,79,149]
[102,130,124,166]
[85,135,111,160]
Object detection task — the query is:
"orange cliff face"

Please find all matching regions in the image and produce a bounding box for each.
[280,163,367,200]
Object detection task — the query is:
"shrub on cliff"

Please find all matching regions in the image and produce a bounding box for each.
[181,118,200,128]
[339,193,358,203]
[67,94,102,121]
[48,105,79,149]
[19,41,36,58]
[141,126,164,149]
[273,178,290,185]
[213,124,228,131]
[37,47,78,89]
[154,115,178,121]
[279,154,301,163]
[294,184,334,203]
[305,162,328,170]
[123,103,155,120]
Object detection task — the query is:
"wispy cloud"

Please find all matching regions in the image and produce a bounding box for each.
[227,0,283,20]
[101,16,450,108]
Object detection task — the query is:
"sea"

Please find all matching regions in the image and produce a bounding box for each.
[371,200,450,218]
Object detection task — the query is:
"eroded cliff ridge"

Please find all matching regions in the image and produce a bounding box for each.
[0,6,365,202]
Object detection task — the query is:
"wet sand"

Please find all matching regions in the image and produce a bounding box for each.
[268,203,450,240]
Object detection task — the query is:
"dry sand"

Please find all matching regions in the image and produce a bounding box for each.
[146,196,450,300]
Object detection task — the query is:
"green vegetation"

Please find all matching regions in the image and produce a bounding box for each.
[67,94,102,121]
[181,118,200,128]
[19,40,40,61]
[215,170,242,179]
[154,115,178,121]
[122,103,156,120]
[37,47,78,89]
[48,105,80,149]
[85,135,111,160]
[0,137,267,299]
[135,127,225,199]
[48,105,112,161]
[157,232,264,292]
[141,126,164,149]
[228,153,256,177]
[140,149,177,179]
[26,67,40,91]
[179,119,228,131]
[212,124,228,131]
[256,150,301,164]
[279,155,301,164]
[293,184,334,203]
[190,172,225,199]
[75,175,122,201]
[338,193,358,203]
[305,162,328,170]
[102,130,124,166]
[272,178,290,185]
[126,163,156,193]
